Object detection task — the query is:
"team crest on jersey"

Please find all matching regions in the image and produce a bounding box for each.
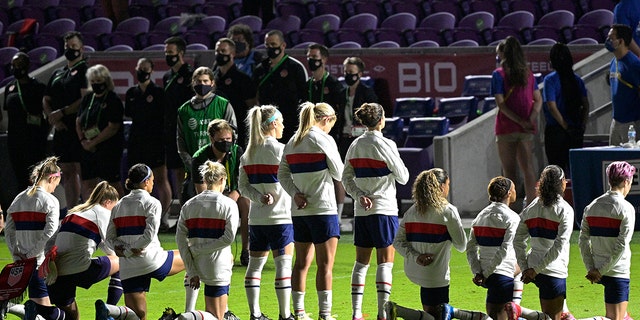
[280,69,288,78]
[225,78,232,85]
[188,118,198,130]
[324,87,330,94]
[177,77,184,84]
[146,95,154,103]
[71,70,78,76]
[9,85,14,92]
[7,265,24,287]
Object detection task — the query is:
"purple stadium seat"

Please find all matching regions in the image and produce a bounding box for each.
[469,0,500,20]
[412,12,456,45]
[277,0,312,24]
[572,9,613,42]
[419,12,456,29]
[79,17,112,50]
[454,11,494,44]
[348,0,384,19]
[527,37,556,45]
[146,16,184,46]
[1,19,40,50]
[568,37,599,45]
[165,0,204,17]
[142,43,166,51]
[186,43,208,50]
[298,13,340,46]
[229,15,262,32]
[369,40,400,48]
[129,0,167,26]
[375,12,417,46]
[409,39,440,48]
[337,13,378,47]
[0,75,15,88]
[412,28,445,46]
[532,10,574,43]
[397,147,433,200]
[391,0,427,22]
[26,46,57,71]
[509,0,540,22]
[491,10,534,43]
[202,1,241,22]
[437,96,475,130]
[331,41,362,49]
[431,0,463,22]
[548,1,578,16]
[381,117,405,145]
[394,97,435,119]
[0,47,19,76]
[448,39,479,46]
[314,0,345,20]
[261,15,301,46]
[292,41,316,49]
[34,18,76,52]
[83,45,95,52]
[16,0,59,26]
[107,16,150,50]
[104,44,134,52]
[462,75,492,98]
[56,0,95,26]
[403,116,449,148]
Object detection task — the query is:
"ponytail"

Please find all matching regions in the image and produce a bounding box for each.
[28,156,61,196]
[245,105,281,159]
[412,168,449,214]
[70,181,119,213]
[293,101,335,146]
[199,160,227,187]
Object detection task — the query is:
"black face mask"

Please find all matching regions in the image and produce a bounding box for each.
[266,46,282,59]
[136,70,151,83]
[193,84,212,96]
[215,53,231,66]
[345,73,359,86]
[165,54,179,67]
[235,41,247,54]
[64,48,81,61]
[92,82,107,95]
[213,140,233,153]
[11,66,28,79]
[308,58,322,71]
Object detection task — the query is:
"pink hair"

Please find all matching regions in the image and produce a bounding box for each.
[606,161,636,186]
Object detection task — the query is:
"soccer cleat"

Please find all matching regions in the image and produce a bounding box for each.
[159,307,180,320]
[504,302,521,320]
[437,303,454,320]
[353,317,364,320]
[318,315,337,320]
[226,310,241,320]
[279,315,296,320]
[24,300,37,320]
[95,300,114,320]
[240,250,250,266]
[251,313,272,320]
[561,312,576,320]
[384,301,397,320]
[624,312,634,320]
[294,313,313,320]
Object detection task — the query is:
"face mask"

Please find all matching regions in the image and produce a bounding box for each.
[64,48,81,61]
[345,73,359,86]
[308,58,322,71]
[215,53,231,66]
[136,70,151,83]
[193,84,212,96]
[165,54,179,67]
[605,39,616,52]
[92,82,107,95]
[213,140,233,153]
[11,66,27,78]
[235,41,247,54]
[266,46,282,59]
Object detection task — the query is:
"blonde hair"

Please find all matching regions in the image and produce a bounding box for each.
[86,64,115,92]
[69,181,119,213]
[199,160,227,187]
[293,101,335,146]
[412,168,449,214]
[28,156,61,196]
[245,105,281,159]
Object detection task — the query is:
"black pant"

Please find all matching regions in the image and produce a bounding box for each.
[544,125,583,174]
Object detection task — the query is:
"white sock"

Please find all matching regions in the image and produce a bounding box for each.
[318,290,332,317]
[563,300,570,313]
[376,262,393,319]
[7,303,25,317]
[395,304,435,320]
[246,255,268,317]
[106,303,140,320]
[351,261,370,318]
[293,291,306,317]
[275,255,293,318]
[512,279,524,305]
[185,274,200,312]
[178,310,217,320]
[520,306,550,320]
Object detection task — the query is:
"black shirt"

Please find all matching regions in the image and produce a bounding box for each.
[163,63,194,146]
[45,59,88,128]
[125,81,167,149]
[3,77,48,142]
[214,64,257,147]
[307,72,343,109]
[78,90,124,150]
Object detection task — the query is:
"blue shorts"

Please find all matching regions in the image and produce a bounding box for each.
[534,274,566,300]
[353,215,398,248]
[292,215,340,244]
[121,251,174,294]
[600,276,630,304]
[204,284,230,298]
[48,256,112,306]
[420,286,449,307]
[250,224,294,255]
[28,268,48,299]
[485,274,514,304]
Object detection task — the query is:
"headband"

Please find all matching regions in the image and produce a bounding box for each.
[264,110,282,125]
[137,165,152,184]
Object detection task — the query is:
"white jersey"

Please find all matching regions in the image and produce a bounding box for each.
[514,196,573,278]
[394,203,466,288]
[239,136,292,226]
[53,205,114,276]
[278,126,344,216]
[176,190,238,286]
[106,189,168,280]
[467,202,519,279]
[343,130,409,217]
[579,190,635,279]
[5,187,60,265]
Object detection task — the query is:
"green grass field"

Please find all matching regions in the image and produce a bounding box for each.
[1,231,638,320]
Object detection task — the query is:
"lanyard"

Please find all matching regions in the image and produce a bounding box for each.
[83,93,104,129]
[52,60,86,85]
[259,55,289,88]
[308,72,328,102]
[15,80,28,113]
[615,60,636,89]
[165,70,180,90]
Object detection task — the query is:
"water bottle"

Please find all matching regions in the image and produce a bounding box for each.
[628,125,636,145]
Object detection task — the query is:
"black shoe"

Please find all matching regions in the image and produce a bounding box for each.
[251,313,272,320]
[225,310,241,320]
[159,307,179,320]
[240,249,249,266]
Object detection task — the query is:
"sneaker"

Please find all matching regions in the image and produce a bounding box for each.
[159,307,179,320]
[294,313,313,320]
[279,315,296,320]
[226,310,241,320]
[561,312,576,320]
[251,313,272,320]
[624,312,634,320]
[95,300,114,320]
[504,302,521,320]
[318,315,336,320]
[437,303,454,320]
[240,250,250,266]
[24,301,37,320]
[384,301,397,320]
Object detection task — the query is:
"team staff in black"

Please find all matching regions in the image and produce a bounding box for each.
[3,52,48,191]
[125,57,172,217]
[43,31,89,209]
[306,43,342,108]
[253,30,307,142]
[213,37,258,147]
